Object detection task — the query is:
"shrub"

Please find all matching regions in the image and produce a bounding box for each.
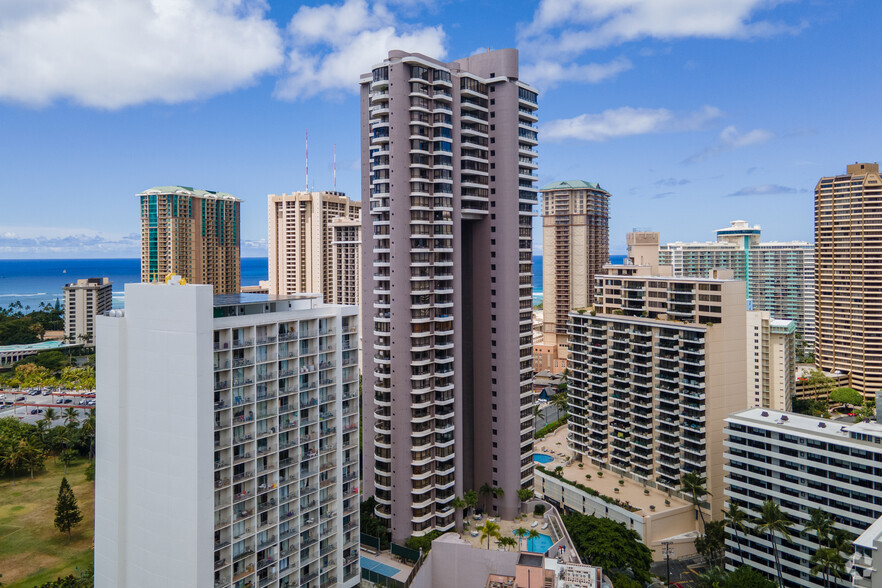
[534,415,568,439]
[84,462,95,481]
[534,504,546,516]
[597,471,604,478]
[585,474,591,480]
[618,479,625,486]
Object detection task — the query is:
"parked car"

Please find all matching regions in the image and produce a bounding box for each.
[63,399,73,404]
[16,396,25,402]
[30,408,43,414]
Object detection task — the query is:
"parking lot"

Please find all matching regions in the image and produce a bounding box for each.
[0,387,95,425]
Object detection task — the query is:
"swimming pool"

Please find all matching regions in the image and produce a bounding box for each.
[513,530,554,553]
[533,454,554,464]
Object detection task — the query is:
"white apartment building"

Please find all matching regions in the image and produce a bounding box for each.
[568,237,747,517]
[63,277,112,344]
[658,220,815,342]
[725,408,882,587]
[95,282,359,588]
[747,311,796,411]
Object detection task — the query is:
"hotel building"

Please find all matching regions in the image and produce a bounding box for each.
[267,191,361,306]
[815,163,882,396]
[138,186,241,294]
[725,408,882,587]
[567,233,746,517]
[63,277,112,344]
[658,220,815,342]
[360,49,538,542]
[95,283,359,588]
[747,311,796,411]
[540,180,610,369]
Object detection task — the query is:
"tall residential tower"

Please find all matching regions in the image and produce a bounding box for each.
[540,180,610,368]
[360,49,538,542]
[815,163,882,396]
[267,191,361,306]
[63,277,112,345]
[138,186,241,294]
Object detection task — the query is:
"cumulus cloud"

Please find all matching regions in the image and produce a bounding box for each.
[275,0,446,100]
[684,125,774,163]
[0,0,284,109]
[542,104,721,141]
[521,56,632,89]
[727,184,798,197]
[520,0,804,58]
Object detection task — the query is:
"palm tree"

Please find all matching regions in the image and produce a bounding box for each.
[81,409,96,462]
[42,407,58,429]
[497,536,517,551]
[722,503,750,565]
[680,471,711,531]
[755,499,794,587]
[452,496,468,533]
[805,507,833,549]
[517,488,534,515]
[464,489,478,519]
[514,527,529,551]
[479,482,494,513]
[478,520,500,549]
[63,407,79,428]
[527,529,541,553]
[1,439,29,485]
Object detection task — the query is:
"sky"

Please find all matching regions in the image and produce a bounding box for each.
[1,0,880,258]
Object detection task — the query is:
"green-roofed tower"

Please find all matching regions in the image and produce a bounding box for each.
[538,180,611,373]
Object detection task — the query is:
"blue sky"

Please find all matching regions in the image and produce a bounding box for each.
[0,0,879,258]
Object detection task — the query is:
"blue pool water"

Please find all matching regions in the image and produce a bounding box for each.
[533,454,554,464]
[513,530,554,553]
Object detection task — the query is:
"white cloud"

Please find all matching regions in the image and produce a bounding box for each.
[0,0,284,109]
[521,56,632,89]
[727,184,797,197]
[684,124,774,163]
[542,105,721,141]
[0,226,140,255]
[520,0,803,57]
[275,0,446,100]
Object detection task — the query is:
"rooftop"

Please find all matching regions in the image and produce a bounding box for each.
[541,180,604,192]
[727,407,882,444]
[138,185,240,201]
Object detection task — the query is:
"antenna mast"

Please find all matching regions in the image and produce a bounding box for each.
[334,144,337,191]
[305,130,309,192]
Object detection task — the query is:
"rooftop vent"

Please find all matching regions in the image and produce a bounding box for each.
[761,411,769,417]
[780,415,789,422]
[818,422,827,428]
[840,426,848,433]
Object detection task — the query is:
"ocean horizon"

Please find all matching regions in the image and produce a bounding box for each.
[0,255,625,309]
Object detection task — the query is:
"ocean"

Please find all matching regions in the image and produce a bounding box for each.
[0,258,270,310]
[0,254,626,309]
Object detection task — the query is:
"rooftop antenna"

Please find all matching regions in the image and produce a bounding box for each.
[305,130,309,192]
[334,143,337,191]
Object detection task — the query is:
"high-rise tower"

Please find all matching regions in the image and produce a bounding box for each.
[138,186,241,294]
[815,163,882,396]
[360,49,538,542]
[540,180,610,367]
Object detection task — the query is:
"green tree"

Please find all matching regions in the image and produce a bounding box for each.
[805,508,833,552]
[498,536,517,551]
[680,470,710,531]
[54,477,83,542]
[478,520,500,549]
[527,528,541,551]
[754,499,794,587]
[829,387,863,408]
[452,496,468,532]
[63,406,80,428]
[517,488,534,514]
[723,503,750,566]
[695,520,726,568]
[464,489,478,518]
[81,409,96,461]
[59,449,77,474]
[562,512,653,585]
[722,566,776,588]
[42,407,59,429]
[694,565,728,588]
[0,438,29,484]
[514,527,529,551]
[479,482,494,512]
[805,369,835,402]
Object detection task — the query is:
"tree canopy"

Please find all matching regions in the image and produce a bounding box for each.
[561,512,652,585]
[830,387,863,407]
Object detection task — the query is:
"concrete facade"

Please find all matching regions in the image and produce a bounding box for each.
[267,191,361,306]
[658,220,815,343]
[360,49,538,542]
[540,180,610,366]
[138,186,241,294]
[63,277,112,344]
[95,284,359,588]
[815,163,882,396]
[747,311,796,411]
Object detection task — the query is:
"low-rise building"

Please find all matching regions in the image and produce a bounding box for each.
[725,408,882,587]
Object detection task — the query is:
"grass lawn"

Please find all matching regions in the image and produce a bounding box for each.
[0,458,94,587]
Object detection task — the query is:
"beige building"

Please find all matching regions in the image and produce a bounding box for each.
[267,191,361,305]
[63,277,112,345]
[567,232,746,520]
[815,163,882,397]
[541,181,610,368]
[138,186,241,294]
[747,311,795,411]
